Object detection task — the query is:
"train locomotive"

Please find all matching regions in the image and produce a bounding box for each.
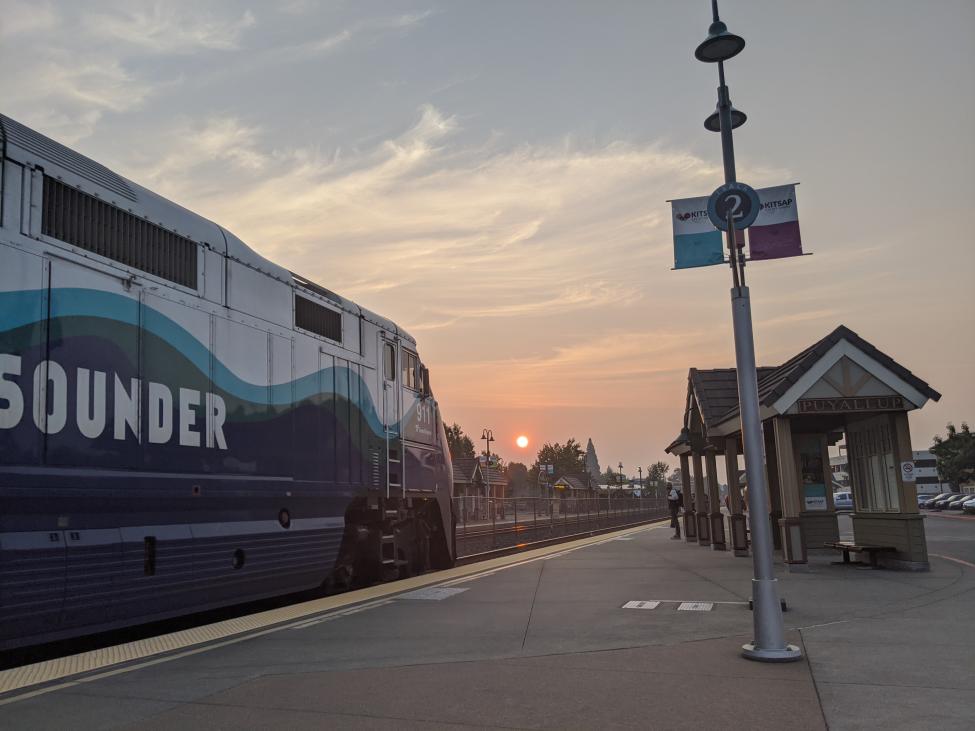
[0,114,455,650]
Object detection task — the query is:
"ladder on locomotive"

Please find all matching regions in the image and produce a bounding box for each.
[382,386,408,573]
[380,334,406,500]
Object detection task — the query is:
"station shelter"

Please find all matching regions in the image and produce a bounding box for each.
[552,474,592,496]
[665,325,941,570]
[453,457,509,521]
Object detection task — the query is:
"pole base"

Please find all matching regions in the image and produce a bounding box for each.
[741,643,802,663]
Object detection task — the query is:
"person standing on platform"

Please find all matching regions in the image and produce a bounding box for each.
[667,483,682,539]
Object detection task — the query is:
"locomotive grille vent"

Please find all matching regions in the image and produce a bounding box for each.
[295,294,342,343]
[371,448,381,486]
[41,176,198,288]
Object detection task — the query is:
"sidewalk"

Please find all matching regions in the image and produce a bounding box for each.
[2,520,972,730]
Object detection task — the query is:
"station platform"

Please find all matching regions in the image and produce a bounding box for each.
[1,518,973,730]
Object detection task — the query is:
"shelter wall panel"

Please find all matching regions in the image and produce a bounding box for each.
[799,512,839,547]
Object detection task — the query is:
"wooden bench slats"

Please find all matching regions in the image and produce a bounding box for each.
[823,541,896,568]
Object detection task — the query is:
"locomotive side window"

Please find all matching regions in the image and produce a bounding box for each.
[383,343,396,381]
[402,351,419,390]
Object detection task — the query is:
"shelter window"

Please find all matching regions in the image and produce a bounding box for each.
[847,416,899,512]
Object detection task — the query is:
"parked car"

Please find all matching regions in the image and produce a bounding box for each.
[962,496,975,515]
[917,493,938,508]
[922,492,953,509]
[947,494,973,510]
[935,494,967,510]
[833,492,854,510]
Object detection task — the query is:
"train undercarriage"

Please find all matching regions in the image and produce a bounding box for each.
[331,494,454,591]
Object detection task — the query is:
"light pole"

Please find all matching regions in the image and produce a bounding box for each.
[618,462,623,500]
[694,0,800,663]
[481,428,495,499]
[638,466,643,497]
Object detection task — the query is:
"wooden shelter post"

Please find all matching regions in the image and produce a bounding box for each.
[772,417,808,567]
[724,436,749,556]
[679,453,697,542]
[691,451,711,546]
[706,450,727,550]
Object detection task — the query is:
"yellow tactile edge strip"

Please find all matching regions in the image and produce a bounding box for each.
[0,520,664,700]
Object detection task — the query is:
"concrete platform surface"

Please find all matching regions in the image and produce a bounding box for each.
[1,517,973,730]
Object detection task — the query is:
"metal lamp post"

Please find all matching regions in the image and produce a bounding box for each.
[695,0,801,663]
[481,428,495,500]
[618,462,624,500]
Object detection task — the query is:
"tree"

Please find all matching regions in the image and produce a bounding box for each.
[530,439,586,484]
[931,422,975,490]
[602,467,622,485]
[480,450,505,469]
[507,462,529,495]
[585,438,601,481]
[445,422,475,460]
[647,461,671,483]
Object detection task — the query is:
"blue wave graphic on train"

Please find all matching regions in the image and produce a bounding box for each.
[0,287,394,436]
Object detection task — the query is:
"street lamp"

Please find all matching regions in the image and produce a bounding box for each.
[694,0,800,663]
[618,462,623,499]
[638,466,643,496]
[481,428,495,499]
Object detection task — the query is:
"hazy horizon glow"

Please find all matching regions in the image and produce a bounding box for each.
[2,1,972,475]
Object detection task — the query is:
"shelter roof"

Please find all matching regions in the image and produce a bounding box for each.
[451,458,478,484]
[682,325,941,438]
[690,367,775,432]
[475,465,508,487]
[554,474,590,491]
[664,430,690,456]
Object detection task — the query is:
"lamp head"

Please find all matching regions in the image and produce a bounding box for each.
[695,20,745,63]
[704,106,747,132]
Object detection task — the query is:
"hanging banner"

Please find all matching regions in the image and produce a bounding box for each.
[671,196,724,269]
[748,184,802,260]
[671,196,749,269]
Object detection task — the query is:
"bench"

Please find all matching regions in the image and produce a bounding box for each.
[824,541,896,568]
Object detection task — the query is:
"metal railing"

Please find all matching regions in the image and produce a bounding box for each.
[453,495,669,557]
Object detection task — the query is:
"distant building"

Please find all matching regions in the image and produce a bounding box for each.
[553,474,591,495]
[452,457,508,498]
[911,450,950,494]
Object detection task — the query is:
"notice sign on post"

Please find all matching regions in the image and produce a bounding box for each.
[901,462,916,483]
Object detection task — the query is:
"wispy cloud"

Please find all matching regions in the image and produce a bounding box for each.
[85,3,256,54]
[124,104,730,336]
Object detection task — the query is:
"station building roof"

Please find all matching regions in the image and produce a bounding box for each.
[669,324,941,450]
